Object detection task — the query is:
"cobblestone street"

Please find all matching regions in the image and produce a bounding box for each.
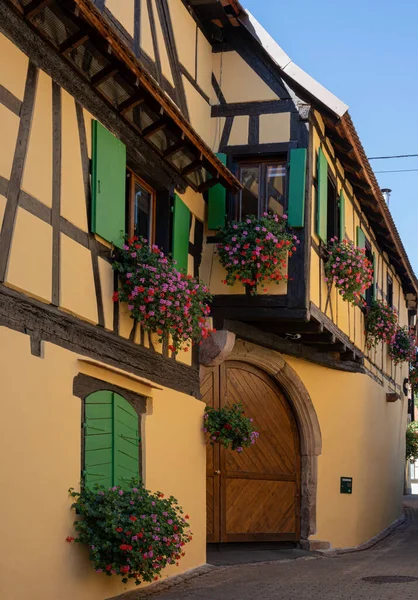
[123,507,418,600]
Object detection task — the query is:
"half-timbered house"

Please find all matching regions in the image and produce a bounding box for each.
[0,0,416,598]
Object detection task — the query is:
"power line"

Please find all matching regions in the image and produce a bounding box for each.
[374,168,418,174]
[368,153,418,160]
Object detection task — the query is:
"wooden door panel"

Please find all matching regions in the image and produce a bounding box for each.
[225,479,297,541]
[203,361,301,543]
[225,365,297,474]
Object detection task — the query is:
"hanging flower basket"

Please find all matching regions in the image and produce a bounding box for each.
[365,299,398,349]
[388,326,416,365]
[112,237,212,352]
[215,212,299,295]
[67,481,192,586]
[324,238,373,306]
[204,403,259,452]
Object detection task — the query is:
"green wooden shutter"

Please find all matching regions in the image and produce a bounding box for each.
[91,120,126,248]
[84,391,139,490]
[208,152,227,230]
[287,148,307,228]
[356,226,366,249]
[113,393,140,488]
[339,189,345,240]
[172,194,190,273]
[84,391,113,490]
[317,148,328,242]
[372,252,377,299]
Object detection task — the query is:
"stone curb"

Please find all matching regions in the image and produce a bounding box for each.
[107,555,325,599]
[316,514,407,557]
[107,564,219,599]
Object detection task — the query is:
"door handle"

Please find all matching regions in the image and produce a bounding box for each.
[215,470,221,475]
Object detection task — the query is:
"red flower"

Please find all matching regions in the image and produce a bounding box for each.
[185,515,190,519]
[120,565,130,573]
[129,516,137,522]
[116,527,123,532]
[65,536,74,543]
[223,423,233,430]
[120,544,132,551]
[112,291,119,303]
[105,565,112,571]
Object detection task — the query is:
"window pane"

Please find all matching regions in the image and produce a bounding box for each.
[134,182,152,241]
[240,166,260,218]
[266,164,286,215]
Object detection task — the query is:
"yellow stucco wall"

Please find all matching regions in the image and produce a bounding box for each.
[7,207,53,303]
[0,327,206,600]
[283,354,407,548]
[212,51,279,104]
[21,69,53,206]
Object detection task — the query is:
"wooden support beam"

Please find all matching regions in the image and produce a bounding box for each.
[304,342,347,353]
[163,140,186,158]
[198,177,219,193]
[300,333,336,344]
[271,321,324,335]
[91,64,118,86]
[142,118,168,139]
[118,93,145,115]
[181,159,202,177]
[224,319,365,374]
[335,150,362,173]
[59,31,89,55]
[324,125,353,153]
[25,0,54,20]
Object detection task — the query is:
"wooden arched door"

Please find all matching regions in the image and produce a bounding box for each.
[202,361,301,543]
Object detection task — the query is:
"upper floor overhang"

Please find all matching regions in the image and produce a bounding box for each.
[9,0,242,194]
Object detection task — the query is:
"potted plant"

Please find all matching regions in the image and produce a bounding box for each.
[324,238,373,305]
[388,326,416,365]
[67,480,192,585]
[215,212,299,295]
[112,237,212,352]
[365,299,398,349]
[203,403,259,452]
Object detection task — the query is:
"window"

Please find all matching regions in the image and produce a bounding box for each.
[84,390,141,490]
[387,274,393,308]
[326,176,340,242]
[235,160,287,220]
[127,172,156,243]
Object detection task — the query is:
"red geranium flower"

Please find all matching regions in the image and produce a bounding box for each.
[65,536,75,543]
[129,516,137,522]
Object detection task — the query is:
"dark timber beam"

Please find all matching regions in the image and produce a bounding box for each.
[163,139,186,158]
[25,0,54,20]
[181,159,202,177]
[142,118,168,139]
[224,319,365,374]
[91,64,119,86]
[118,93,145,115]
[198,177,220,193]
[59,31,89,55]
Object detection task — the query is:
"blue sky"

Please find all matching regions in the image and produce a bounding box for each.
[244,0,418,272]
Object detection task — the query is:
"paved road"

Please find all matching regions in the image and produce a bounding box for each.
[145,508,418,600]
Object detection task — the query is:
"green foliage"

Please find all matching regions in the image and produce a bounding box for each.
[388,326,416,365]
[204,403,259,452]
[112,236,212,352]
[410,351,418,391]
[406,422,418,461]
[67,480,191,585]
[215,212,298,295]
[365,300,398,349]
